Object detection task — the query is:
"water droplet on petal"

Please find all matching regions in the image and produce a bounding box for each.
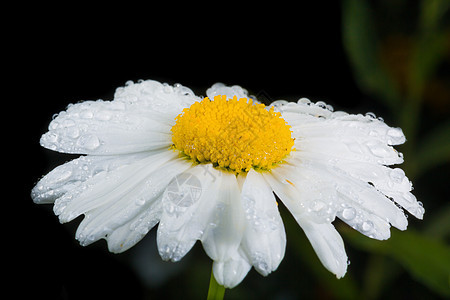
[46,132,59,143]
[297,98,311,105]
[135,197,146,206]
[389,168,405,184]
[387,128,403,138]
[367,142,389,157]
[95,110,112,121]
[315,101,327,109]
[369,130,379,137]
[365,112,377,119]
[311,201,326,212]
[80,110,94,119]
[361,221,374,232]
[342,207,356,220]
[77,134,100,150]
[66,127,80,138]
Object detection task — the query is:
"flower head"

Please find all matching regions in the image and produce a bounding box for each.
[32,80,424,288]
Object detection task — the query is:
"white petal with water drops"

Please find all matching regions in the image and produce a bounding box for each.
[157,165,223,262]
[240,170,286,276]
[32,152,152,204]
[201,172,245,263]
[106,197,163,253]
[74,155,191,247]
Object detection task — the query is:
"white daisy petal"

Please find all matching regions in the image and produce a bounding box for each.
[297,220,348,278]
[106,198,162,253]
[278,103,405,166]
[31,152,151,204]
[74,156,191,246]
[240,170,286,276]
[213,248,252,289]
[157,164,222,262]
[41,80,201,155]
[336,207,391,240]
[291,154,408,231]
[201,172,245,263]
[114,80,200,118]
[295,132,403,166]
[271,99,335,119]
[325,158,423,219]
[281,108,405,146]
[264,170,348,278]
[55,150,177,223]
[272,158,407,237]
[41,99,173,155]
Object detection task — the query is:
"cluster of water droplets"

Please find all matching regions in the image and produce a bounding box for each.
[336,203,380,238]
[242,195,281,233]
[32,155,133,205]
[42,100,127,153]
[41,80,203,155]
[305,193,340,224]
[114,80,200,115]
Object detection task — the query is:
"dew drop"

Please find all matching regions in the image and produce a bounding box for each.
[311,201,326,212]
[77,134,100,150]
[342,207,356,220]
[66,127,80,138]
[369,130,378,137]
[344,141,363,154]
[272,100,289,107]
[367,142,388,157]
[389,168,405,184]
[62,119,76,128]
[365,112,377,119]
[80,110,94,119]
[95,110,112,121]
[297,98,311,105]
[415,205,425,216]
[46,132,59,143]
[315,101,327,109]
[135,197,146,206]
[387,128,403,138]
[361,221,374,232]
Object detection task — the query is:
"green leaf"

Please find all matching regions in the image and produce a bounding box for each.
[424,204,450,239]
[419,0,450,32]
[342,228,450,297]
[341,0,400,110]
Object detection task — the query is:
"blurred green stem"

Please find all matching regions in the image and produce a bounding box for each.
[207,266,225,300]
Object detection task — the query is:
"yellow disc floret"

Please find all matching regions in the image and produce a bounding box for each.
[171,95,294,173]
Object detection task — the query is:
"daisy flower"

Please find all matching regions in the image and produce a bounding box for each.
[32,80,424,289]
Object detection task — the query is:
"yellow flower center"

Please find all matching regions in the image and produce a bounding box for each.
[171,95,295,174]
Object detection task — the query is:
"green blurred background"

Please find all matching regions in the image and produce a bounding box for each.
[22,0,449,299]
